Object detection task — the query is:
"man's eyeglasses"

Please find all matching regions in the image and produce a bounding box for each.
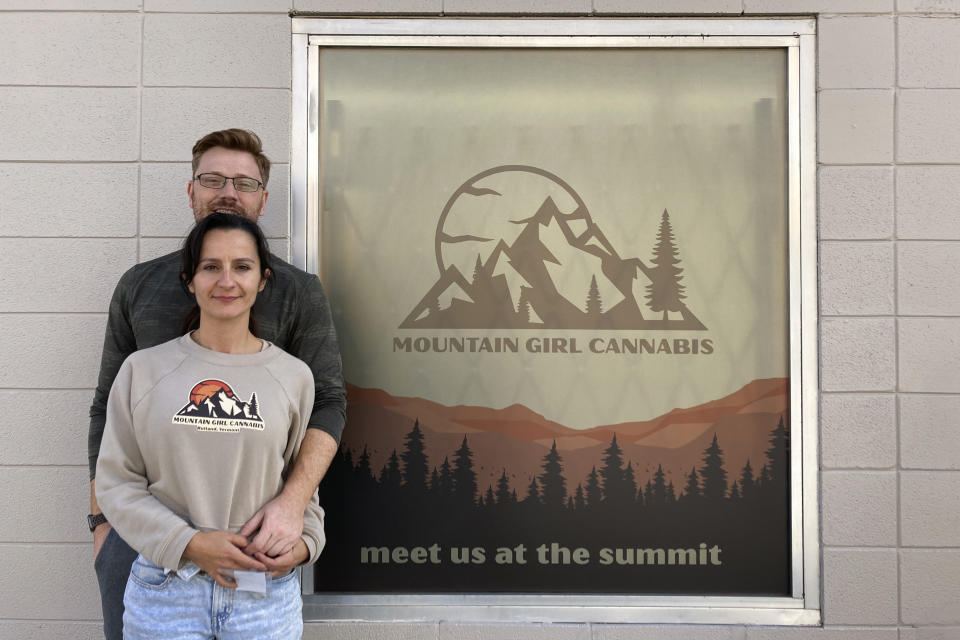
[194,173,264,193]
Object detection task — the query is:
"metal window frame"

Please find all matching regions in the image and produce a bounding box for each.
[291,17,819,626]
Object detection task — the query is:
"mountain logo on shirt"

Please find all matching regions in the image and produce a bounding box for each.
[172,379,265,432]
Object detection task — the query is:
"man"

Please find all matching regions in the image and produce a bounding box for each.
[88,129,345,640]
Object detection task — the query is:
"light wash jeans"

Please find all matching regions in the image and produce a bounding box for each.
[122,555,303,640]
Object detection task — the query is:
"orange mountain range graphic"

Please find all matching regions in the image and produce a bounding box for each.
[344,378,788,495]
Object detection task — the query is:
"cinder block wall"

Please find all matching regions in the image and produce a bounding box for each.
[1,1,956,639]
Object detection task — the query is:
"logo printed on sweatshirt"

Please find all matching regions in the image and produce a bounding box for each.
[172,379,264,432]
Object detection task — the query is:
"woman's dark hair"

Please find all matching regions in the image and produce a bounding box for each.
[179,212,272,336]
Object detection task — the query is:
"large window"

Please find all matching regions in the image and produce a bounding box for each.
[292,17,818,624]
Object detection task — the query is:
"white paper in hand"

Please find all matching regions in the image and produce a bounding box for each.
[233,570,267,594]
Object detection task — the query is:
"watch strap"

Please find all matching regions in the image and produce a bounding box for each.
[88,513,108,532]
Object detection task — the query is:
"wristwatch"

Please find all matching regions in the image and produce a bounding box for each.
[87,513,108,532]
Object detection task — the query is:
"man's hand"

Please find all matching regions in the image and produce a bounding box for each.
[182,531,268,589]
[238,492,304,558]
[253,538,309,577]
[240,429,336,557]
[92,522,111,559]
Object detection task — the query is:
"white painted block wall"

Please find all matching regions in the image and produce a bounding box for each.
[1,1,957,638]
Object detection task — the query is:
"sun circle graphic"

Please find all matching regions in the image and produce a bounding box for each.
[435,165,591,278]
[189,380,233,406]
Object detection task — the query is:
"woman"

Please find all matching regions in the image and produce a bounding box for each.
[96,213,322,639]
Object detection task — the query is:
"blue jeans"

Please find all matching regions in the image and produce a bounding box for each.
[94,527,139,640]
[122,555,303,640]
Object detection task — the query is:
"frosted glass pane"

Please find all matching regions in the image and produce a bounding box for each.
[315,47,791,597]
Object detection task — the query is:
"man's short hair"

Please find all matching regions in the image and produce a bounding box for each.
[191,128,271,186]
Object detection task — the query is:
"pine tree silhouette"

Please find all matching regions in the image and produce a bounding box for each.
[761,415,789,501]
[728,479,742,501]
[651,463,668,506]
[523,476,541,505]
[681,466,700,502]
[355,446,370,476]
[766,416,789,482]
[586,274,603,316]
[700,433,728,501]
[758,463,772,487]
[380,450,402,490]
[484,485,495,508]
[452,436,477,507]
[645,209,687,321]
[539,440,567,508]
[401,418,428,494]
[585,466,602,508]
[643,479,654,506]
[574,483,586,511]
[517,288,531,325]
[495,470,515,506]
[438,456,454,498]
[248,392,259,417]
[624,461,638,506]
[599,435,626,505]
[665,480,676,504]
[354,446,376,493]
[739,458,756,500]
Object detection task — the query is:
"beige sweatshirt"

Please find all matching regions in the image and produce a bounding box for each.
[96,334,324,571]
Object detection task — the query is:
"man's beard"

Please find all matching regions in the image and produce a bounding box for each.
[192,197,261,222]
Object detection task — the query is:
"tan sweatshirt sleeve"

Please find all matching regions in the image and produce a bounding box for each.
[292,364,325,565]
[301,492,326,566]
[94,358,198,571]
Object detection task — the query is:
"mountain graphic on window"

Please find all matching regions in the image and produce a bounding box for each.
[401,165,705,331]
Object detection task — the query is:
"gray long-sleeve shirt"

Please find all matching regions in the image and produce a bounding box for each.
[88,250,346,479]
